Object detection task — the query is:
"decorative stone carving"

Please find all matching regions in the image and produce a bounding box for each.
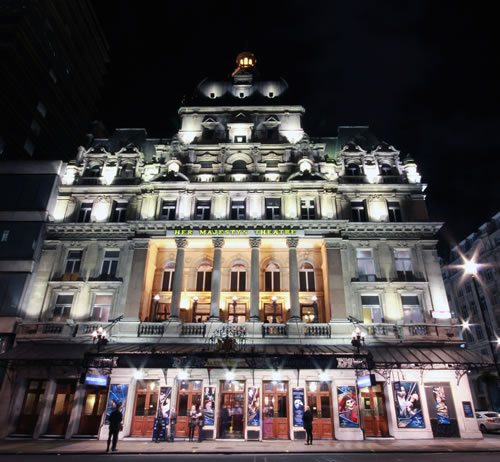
[212,237,225,248]
[286,237,299,248]
[174,237,188,248]
[249,237,262,248]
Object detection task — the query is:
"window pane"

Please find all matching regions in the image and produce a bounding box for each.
[361,296,379,305]
[299,272,307,291]
[230,272,238,291]
[84,394,96,416]
[196,272,204,291]
[273,272,280,291]
[277,396,287,417]
[239,271,246,291]
[204,272,212,291]
[402,295,420,305]
[307,272,315,291]
[53,394,66,416]
[265,272,272,291]
[321,396,331,418]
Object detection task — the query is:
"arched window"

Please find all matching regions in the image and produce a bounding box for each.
[299,262,315,291]
[264,262,280,291]
[230,263,246,291]
[346,163,361,176]
[231,160,248,173]
[162,262,175,291]
[84,163,102,177]
[196,263,213,291]
[119,162,135,178]
[379,164,393,176]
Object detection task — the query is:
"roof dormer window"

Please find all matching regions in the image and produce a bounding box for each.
[235,136,246,143]
[269,92,274,98]
[239,92,244,98]
[210,92,215,99]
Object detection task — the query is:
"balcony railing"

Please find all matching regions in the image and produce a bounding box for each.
[16,322,74,339]
[262,324,288,337]
[181,323,207,336]
[138,323,164,336]
[304,324,331,338]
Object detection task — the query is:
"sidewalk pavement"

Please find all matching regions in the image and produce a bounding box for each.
[1,437,500,454]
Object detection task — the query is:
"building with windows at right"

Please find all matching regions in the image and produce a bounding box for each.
[441,212,500,412]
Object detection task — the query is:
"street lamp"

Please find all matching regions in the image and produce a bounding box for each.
[92,326,108,353]
[232,296,238,323]
[151,294,160,321]
[462,258,500,376]
[192,296,199,323]
[271,295,278,324]
[351,326,365,355]
[312,295,319,323]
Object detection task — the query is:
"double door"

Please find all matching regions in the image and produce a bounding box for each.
[46,380,76,436]
[176,380,202,437]
[219,380,245,438]
[16,380,47,435]
[306,381,333,439]
[131,380,159,437]
[359,383,390,437]
[263,381,289,439]
[78,385,108,435]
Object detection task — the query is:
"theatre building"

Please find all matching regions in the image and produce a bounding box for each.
[0,53,487,442]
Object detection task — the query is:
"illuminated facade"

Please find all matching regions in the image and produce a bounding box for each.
[0,53,486,442]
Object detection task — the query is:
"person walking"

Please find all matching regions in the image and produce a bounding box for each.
[303,405,314,446]
[188,405,198,442]
[106,402,123,452]
[197,407,205,442]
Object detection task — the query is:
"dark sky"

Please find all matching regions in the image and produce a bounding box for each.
[91,0,500,257]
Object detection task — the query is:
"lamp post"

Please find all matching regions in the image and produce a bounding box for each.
[351,326,365,355]
[271,295,278,324]
[192,296,199,323]
[232,296,238,323]
[312,295,319,323]
[463,259,500,376]
[151,294,160,322]
[92,326,108,353]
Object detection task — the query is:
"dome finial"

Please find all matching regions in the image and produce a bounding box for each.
[233,51,256,75]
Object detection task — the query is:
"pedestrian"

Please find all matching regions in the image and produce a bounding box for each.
[107,401,123,452]
[303,405,313,445]
[197,407,205,442]
[220,404,230,438]
[188,405,197,442]
[169,408,177,442]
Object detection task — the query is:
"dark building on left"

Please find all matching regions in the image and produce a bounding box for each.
[0,0,109,160]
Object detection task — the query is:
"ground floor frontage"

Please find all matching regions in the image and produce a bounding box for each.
[0,357,483,442]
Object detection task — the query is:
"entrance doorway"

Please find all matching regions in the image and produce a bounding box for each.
[16,380,47,435]
[263,381,289,439]
[131,380,159,437]
[359,383,390,437]
[218,380,245,439]
[46,380,76,436]
[424,383,460,437]
[78,385,108,435]
[306,381,333,439]
[176,380,202,438]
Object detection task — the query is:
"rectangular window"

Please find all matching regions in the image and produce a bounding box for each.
[394,249,413,280]
[90,295,113,322]
[52,294,73,321]
[474,325,484,340]
[401,295,424,323]
[162,270,174,291]
[361,295,383,323]
[387,201,402,222]
[195,200,211,220]
[78,202,93,223]
[300,199,316,219]
[230,199,246,220]
[264,271,280,291]
[65,250,82,274]
[234,135,246,143]
[101,250,119,276]
[161,200,177,220]
[1,230,9,242]
[111,201,128,222]
[299,270,315,291]
[469,301,478,316]
[265,198,281,219]
[196,271,212,291]
[351,201,367,222]
[356,249,375,279]
[230,270,246,291]
[465,283,472,294]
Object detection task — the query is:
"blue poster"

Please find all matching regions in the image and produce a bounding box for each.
[105,384,129,424]
[203,387,216,426]
[393,382,425,428]
[247,387,260,426]
[433,386,450,424]
[337,386,359,428]
[292,388,304,427]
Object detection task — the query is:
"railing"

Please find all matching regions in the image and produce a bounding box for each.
[405,324,430,336]
[303,324,331,338]
[16,322,73,339]
[181,323,207,336]
[262,324,288,337]
[366,323,401,338]
[138,323,165,336]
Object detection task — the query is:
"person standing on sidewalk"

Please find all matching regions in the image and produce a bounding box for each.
[107,402,123,452]
[169,408,177,442]
[303,405,313,446]
[188,405,197,442]
[197,407,205,442]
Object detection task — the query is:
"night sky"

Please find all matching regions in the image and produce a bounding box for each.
[91,0,500,257]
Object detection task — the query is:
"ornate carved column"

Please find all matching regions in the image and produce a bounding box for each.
[249,237,261,321]
[209,237,225,320]
[170,237,187,321]
[324,240,348,321]
[287,237,301,322]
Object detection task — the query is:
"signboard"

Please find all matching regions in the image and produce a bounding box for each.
[462,401,474,418]
[85,375,108,387]
[247,387,260,426]
[203,387,216,426]
[167,228,304,237]
[356,374,376,388]
[337,386,359,428]
[393,381,425,428]
[292,388,305,427]
[432,386,450,424]
[105,384,128,425]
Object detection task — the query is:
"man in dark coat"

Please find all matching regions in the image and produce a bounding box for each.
[107,402,123,452]
[303,405,314,445]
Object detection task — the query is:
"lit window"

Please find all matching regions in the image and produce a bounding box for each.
[65,250,82,274]
[111,201,128,222]
[90,295,112,322]
[300,199,316,219]
[78,202,93,223]
[162,262,175,291]
[361,295,383,323]
[401,295,424,323]
[52,294,73,321]
[230,264,246,291]
[102,250,120,276]
[0,230,9,242]
[196,263,213,291]
[265,198,281,219]
[210,92,215,98]
[394,249,413,280]
[161,200,177,220]
[351,201,367,222]
[195,200,211,220]
[230,199,246,219]
[235,135,246,143]
[387,201,402,222]
[356,249,375,280]
[299,263,315,291]
[264,262,280,291]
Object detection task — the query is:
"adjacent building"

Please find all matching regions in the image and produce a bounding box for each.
[0,53,485,442]
[442,212,500,412]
